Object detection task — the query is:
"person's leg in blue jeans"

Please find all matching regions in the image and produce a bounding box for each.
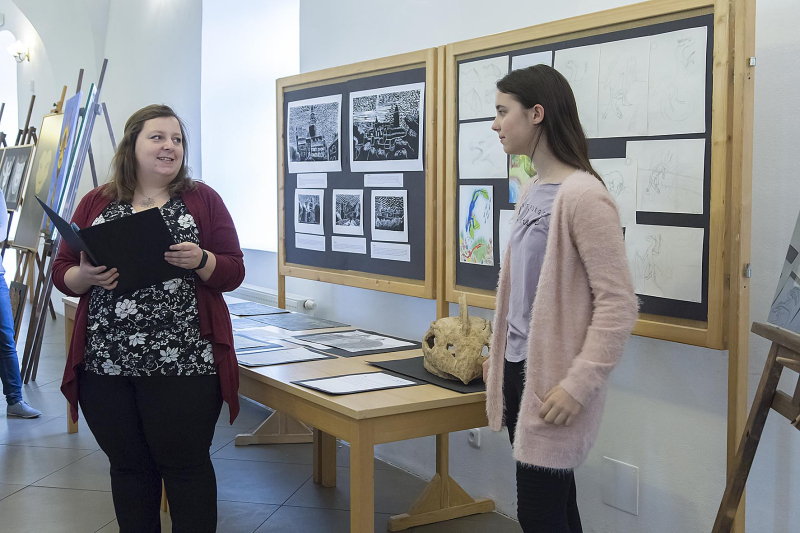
[0,279,40,418]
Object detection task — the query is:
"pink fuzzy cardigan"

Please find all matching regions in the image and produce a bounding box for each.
[486,170,639,469]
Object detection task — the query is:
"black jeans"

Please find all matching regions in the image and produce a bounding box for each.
[504,359,583,533]
[78,371,223,533]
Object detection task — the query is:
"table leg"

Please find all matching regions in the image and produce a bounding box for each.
[388,433,494,531]
[350,423,375,533]
[313,428,337,487]
[65,313,78,434]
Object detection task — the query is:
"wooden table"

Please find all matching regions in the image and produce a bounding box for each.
[63,297,494,532]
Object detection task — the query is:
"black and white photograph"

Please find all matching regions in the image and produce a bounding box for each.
[295,188,325,235]
[287,94,342,174]
[0,150,15,195]
[371,189,409,243]
[1,145,35,210]
[332,189,364,236]
[296,330,414,353]
[350,82,425,172]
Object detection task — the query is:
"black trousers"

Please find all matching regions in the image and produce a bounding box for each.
[504,359,583,533]
[78,371,223,533]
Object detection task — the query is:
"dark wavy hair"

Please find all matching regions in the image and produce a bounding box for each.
[496,65,603,183]
[105,104,196,201]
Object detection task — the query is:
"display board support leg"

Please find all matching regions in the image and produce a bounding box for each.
[388,433,495,531]
[234,411,313,446]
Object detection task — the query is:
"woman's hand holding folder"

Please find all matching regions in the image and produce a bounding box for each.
[64,252,119,294]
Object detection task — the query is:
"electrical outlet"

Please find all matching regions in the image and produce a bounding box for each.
[602,457,639,516]
[467,428,481,449]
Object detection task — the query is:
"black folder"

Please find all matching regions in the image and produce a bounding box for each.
[37,197,187,295]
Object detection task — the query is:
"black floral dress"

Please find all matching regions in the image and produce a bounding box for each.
[83,197,215,376]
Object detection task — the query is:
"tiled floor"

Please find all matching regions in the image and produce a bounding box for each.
[0,307,522,533]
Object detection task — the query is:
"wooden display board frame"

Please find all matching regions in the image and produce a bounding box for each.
[444,0,752,352]
[277,49,439,300]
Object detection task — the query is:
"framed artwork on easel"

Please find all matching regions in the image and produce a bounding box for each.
[0,144,35,210]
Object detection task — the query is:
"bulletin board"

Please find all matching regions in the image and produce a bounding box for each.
[445,0,743,350]
[277,49,438,300]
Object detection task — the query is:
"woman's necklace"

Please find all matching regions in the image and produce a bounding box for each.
[137,190,167,208]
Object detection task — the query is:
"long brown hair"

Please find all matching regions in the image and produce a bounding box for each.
[496,65,603,183]
[105,104,196,202]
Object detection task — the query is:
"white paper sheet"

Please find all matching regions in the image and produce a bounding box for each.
[554,44,601,138]
[625,224,704,302]
[459,56,509,120]
[332,236,367,254]
[237,348,330,367]
[364,173,403,188]
[627,139,705,214]
[648,26,708,135]
[287,94,342,174]
[458,121,507,179]
[598,37,650,138]
[299,330,414,353]
[371,190,408,242]
[591,158,637,228]
[297,372,416,395]
[332,189,364,236]
[297,173,328,188]
[512,51,553,71]
[459,185,494,266]
[295,233,326,252]
[499,210,515,262]
[370,242,411,262]
[350,82,425,172]
[295,188,325,235]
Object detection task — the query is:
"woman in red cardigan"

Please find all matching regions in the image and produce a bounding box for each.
[53,104,244,533]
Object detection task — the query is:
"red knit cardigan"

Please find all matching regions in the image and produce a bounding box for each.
[53,182,245,423]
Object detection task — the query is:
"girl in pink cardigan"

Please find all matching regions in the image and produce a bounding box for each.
[483,65,639,531]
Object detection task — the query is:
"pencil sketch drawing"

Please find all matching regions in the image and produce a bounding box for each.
[554,44,601,138]
[768,274,800,333]
[625,224,704,303]
[459,56,509,120]
[598,37,650,138]
[458,121,507,179]
[591,158,637,228]
[648,26,708,135]
[627,139,705,214]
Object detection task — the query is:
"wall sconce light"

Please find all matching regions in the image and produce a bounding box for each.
[7,41,29,63]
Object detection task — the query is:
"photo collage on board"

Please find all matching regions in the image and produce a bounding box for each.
[288,80,425,264]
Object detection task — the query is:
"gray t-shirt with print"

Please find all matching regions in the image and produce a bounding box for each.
[505,183,560,362]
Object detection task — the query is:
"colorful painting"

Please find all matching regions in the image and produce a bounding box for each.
[459,185,494,265]
[509,155,536,203]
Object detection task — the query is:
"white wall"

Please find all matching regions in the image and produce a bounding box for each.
[200,0,299,252]
[0,29,18,136]
[234,1,800,531]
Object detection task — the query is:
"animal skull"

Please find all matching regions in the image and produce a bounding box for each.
[422,293,491,384]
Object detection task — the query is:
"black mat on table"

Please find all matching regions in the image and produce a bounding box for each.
[227,302,290,316]
[295,330,421,358]
[367,356,486,394]
[252,313,350,331]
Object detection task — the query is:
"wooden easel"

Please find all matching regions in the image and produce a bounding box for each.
[21,63,112,383]
[713,322,800,532]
